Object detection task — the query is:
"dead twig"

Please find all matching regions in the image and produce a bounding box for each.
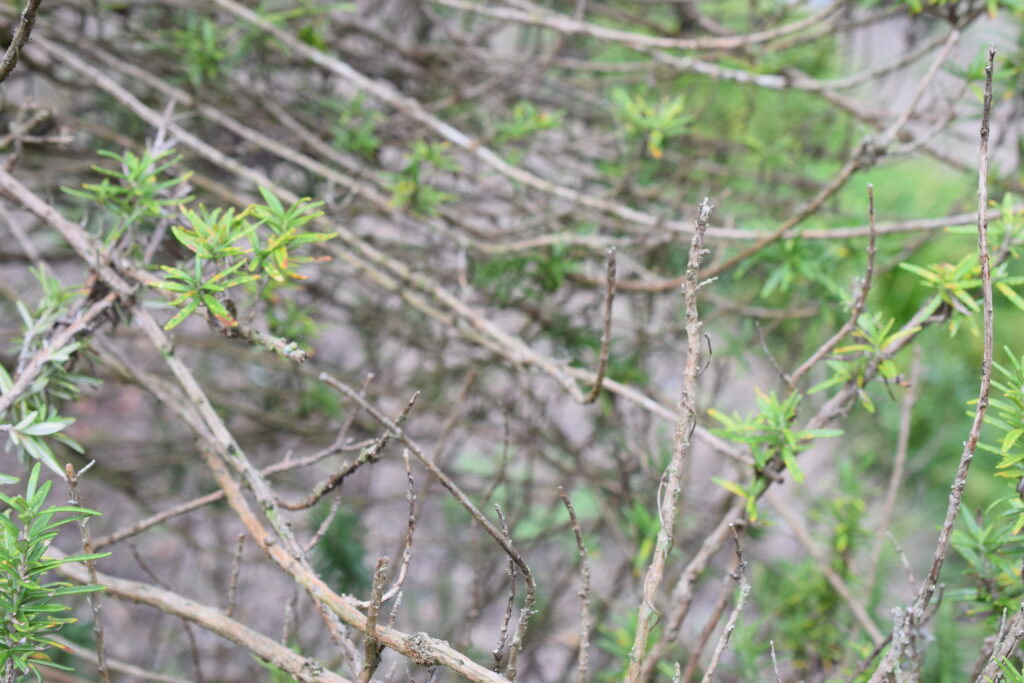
[225,533,245,618]
[625,198,712,681]
[491,505,517,674]
[582,247,617,403]
[64,463,110,683]
[699,525,751,683]
[868,44,997,682]
[559,487,592,683]
[0,0,43,83]
[358,558,389,683]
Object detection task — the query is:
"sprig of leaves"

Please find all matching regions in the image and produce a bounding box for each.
[1,269,96,476]
[387,140,459,215]
[808,313,919,413]
[611,87,693,159]
[62,148,193,247]
[709,389,842,484]
[248,187,335,282]
[0,464,109,680]
[709,389,841,520]
[150,257,259,329]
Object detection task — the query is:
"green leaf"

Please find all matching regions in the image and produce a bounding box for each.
[1003,429,1024,454]
[163,299,200,330]
[711,477,748,500]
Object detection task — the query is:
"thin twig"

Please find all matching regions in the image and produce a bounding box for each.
[352,449,419,609]
[868,44,997,682]
[885,532,917,592]
[766,488,885,645]
[64,463,110,683]
[754,320,790,386]
[582,247,616,403]
[624,198,712,682]
[305,494,343,553]
[318,371,538,666]
[358,558,389,683]
[681,547,741,682]
[279,392,420,510]
[492,505,517,674]
[770,641,781,683]
[129,545,205,683]
[700,525,751,683]
[225,533,245,618]
[0,0,43,83]
[559,487,592,683]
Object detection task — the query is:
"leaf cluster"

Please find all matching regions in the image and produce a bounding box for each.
[709,389,841,520]
[0,464,109,681]
[1,269,97,476]
[145,184,334,329]
[809,313,919,413]
[62,148,193,247]
[387,140,460,216]
[610,87,693,159]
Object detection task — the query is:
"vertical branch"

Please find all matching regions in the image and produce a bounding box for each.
[0,0,43,84]
[358,557,389,683]
[583,247,617,404]
[492,505,517,674]
[680,543,741,683]
[625,198,713,682]
[699,526,751,683]
[64,463,110,683]
[559,487,592,683]
[225,533,245,618]
[869,44,997,682]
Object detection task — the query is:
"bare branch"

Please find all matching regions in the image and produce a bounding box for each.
[625,198,712,681]
[0,0,42,83]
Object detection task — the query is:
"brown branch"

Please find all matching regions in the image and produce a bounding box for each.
[559,487,592,683]
[278,392,419,510]
[358,558,389,683]
[224,533,245,618]
[582,247,616,404]
[624,198,712,682]
[868,44,997,682]
[50,548,351,683]
[699,526,751,683]
[64,463,110,683]
[0,0,42,83]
